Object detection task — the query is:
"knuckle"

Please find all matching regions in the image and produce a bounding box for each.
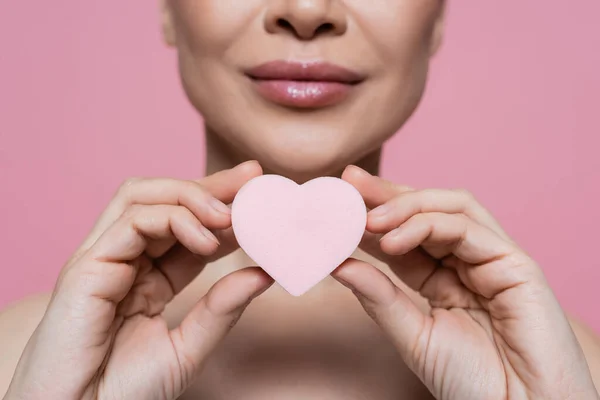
[120,176,143,190]
[499,252,551,299]
[453,188,476,203]
[507,251,542,280]
[411,212,430,224]
[122,203,144,219]
[177,180,211,207]
[414,188,436,206]
[188,180,211,198]
[58,260,100,296]
[116,177,144,198]
[453,187,473,198]
[454,212,471,223]
[173,205,194,221]
[186,180,209,197]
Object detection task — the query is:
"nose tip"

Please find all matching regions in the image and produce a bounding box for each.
[265,1,347,40]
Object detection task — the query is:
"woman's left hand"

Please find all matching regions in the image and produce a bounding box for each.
[335,166,599,400]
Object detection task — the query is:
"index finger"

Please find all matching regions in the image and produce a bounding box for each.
[199,160,263,204]
[75,161,262,256]
[341,165,414,209]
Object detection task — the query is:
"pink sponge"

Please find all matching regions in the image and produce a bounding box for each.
[231,175,367,296]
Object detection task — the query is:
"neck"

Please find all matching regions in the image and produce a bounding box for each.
[203,125,382,180]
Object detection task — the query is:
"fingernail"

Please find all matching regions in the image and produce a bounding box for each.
[370,203,391,218]
[380,228,402,242]
[251,280,274,300]
[201,226,220,244]
[336,276,356,291]
[237,160,258,169]
[209,197,231,215]
[348,165,371,176]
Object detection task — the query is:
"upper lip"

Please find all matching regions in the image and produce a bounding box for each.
[245,60,365,84]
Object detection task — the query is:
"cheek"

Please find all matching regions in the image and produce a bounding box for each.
[345,0,438,84]
[347,0,439,133]
[171,0,260,55]
[170,0,262,127]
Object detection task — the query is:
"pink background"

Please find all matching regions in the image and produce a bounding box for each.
[1,2,599,330]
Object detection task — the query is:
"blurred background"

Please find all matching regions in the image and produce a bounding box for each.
[0,2,599,330]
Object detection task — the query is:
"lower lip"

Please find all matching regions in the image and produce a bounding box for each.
[250,79,354,108]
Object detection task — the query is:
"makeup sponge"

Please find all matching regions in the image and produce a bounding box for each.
[231,175,367,296]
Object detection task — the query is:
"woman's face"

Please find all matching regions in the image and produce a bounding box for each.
[161,0,444,178]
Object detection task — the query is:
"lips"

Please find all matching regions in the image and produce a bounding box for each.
[245,61,365,108]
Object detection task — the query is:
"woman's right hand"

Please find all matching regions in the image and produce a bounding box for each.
[4,161,272,400]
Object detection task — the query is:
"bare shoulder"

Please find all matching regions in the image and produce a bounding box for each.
[569,316,600,391]
[0,292,51,397]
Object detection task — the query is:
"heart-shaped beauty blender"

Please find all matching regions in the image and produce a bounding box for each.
[231,175,367,296]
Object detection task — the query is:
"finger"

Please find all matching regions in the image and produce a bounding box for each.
[154,227,239,293]
[199,160,263,204]
[57,205,220,307]
[360,231,441,293]
[332,259,428,370]
[341,165,413,209]
[342,165,512,243]
[92,204,220,262]
[368,188,511,241]
[381,212,511,262]
[80,180,228,252]
[381,212,538,299]
[78,161,262,253]
[169,267,273,387]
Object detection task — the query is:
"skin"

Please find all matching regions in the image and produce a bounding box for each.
[2,0,600,399]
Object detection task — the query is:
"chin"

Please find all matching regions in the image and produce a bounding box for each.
[252,139,353,183]
[226,120,380,182]
[262,149,346,182]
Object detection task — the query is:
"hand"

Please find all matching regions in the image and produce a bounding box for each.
[5,161,273,400]
[335,165,599,399]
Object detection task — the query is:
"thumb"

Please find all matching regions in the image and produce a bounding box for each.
[169,267,273,391]
[332,259,429,371]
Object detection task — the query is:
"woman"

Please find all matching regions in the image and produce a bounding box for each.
[2,1,600,399]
